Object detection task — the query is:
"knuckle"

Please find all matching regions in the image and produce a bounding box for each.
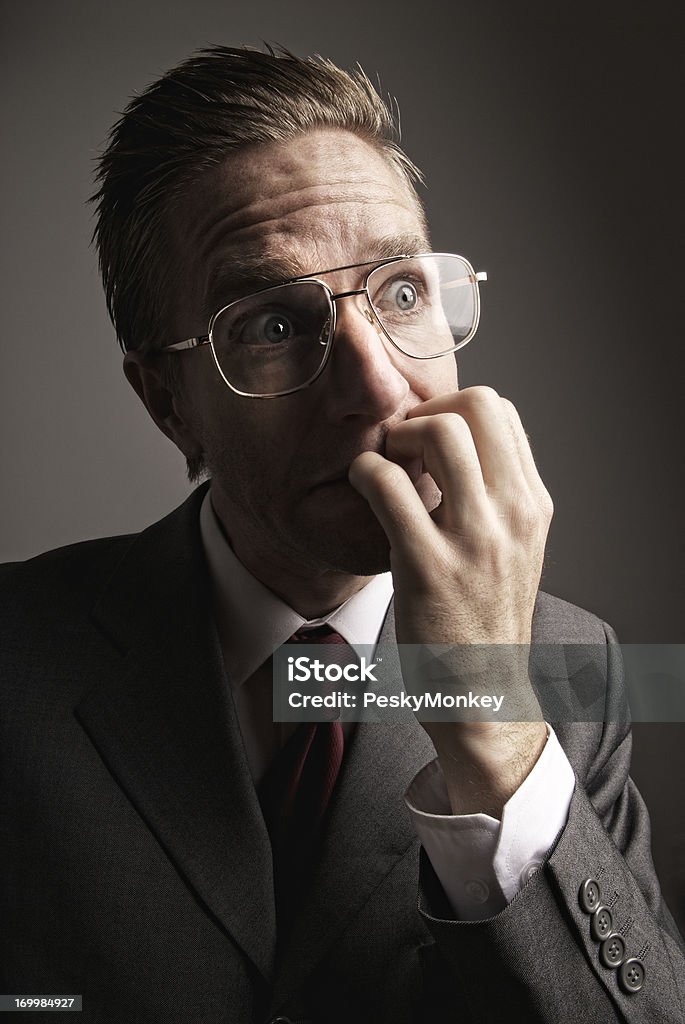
[459,385,500,411]
[375,461,406,488]
[500,396,521,422]
[469,384,500,401]
[539,488,554,520]
[513,499,544,538]
[428,412,466,444]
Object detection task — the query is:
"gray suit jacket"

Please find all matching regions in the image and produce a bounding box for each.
[1,485,683,1023]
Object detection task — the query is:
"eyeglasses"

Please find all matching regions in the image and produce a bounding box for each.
[162,253,487,399]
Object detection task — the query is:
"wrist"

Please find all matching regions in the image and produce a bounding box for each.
[434,720,548,816]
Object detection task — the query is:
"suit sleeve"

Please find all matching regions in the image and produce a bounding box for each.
[416,623,685,1023]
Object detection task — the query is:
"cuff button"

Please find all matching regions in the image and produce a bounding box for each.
[618,958,645,994]
[579,877,602,914]
[599,933,626,968]
[591,905,613,941]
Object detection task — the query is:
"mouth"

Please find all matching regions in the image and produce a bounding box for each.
[315,471,352,488]
[315,452,426,490]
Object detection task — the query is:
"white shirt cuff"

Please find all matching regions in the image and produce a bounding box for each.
[404,725,576,920]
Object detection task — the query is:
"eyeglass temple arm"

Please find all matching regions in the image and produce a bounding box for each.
[442,271,488,291]
[162,335,211,354]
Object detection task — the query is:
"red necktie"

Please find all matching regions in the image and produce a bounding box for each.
[258,626,349,944]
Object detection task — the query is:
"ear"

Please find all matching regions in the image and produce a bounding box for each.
[123,351,203,462]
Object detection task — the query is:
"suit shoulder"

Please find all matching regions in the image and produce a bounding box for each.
[0,534,136,620]
[534,590,613,644]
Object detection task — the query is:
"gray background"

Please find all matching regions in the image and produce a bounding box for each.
[1,1,683,926]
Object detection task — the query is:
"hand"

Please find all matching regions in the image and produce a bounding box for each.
[348,386,553,815]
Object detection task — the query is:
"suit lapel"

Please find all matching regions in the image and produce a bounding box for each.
[76,485,276,984]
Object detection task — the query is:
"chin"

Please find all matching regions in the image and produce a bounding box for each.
[324,533,392,576]
[298,485,392,575]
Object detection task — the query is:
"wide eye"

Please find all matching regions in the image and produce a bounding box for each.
[375,277,420,314]
[237,311,296,346]
[394,281,418,311]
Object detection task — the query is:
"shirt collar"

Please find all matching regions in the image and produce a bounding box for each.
[199,488,393,687]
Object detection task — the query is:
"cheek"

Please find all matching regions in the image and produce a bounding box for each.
[195,388,309,480]
[409,354,459,399]
[436,353,459,393]
[178,371,250,464]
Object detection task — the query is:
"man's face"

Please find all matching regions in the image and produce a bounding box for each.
[167,129,459,578]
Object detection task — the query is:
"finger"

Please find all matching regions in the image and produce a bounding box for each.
[385,413,490,528]
[348,450,436,561]
[499,398,552,500]
[408,387,533,500]
[456,390,553,525]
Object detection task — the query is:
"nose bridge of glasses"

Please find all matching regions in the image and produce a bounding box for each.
[330,287,384,340]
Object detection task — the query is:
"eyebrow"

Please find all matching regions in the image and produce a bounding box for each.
[202,254,302,315]
[202,231,431,314]
[365,232,431,262]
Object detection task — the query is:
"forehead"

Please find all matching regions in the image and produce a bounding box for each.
[169,129,429,317]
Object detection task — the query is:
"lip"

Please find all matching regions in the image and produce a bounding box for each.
[316,472,350,487]
[315,453,425,489]
[312,441,389,488]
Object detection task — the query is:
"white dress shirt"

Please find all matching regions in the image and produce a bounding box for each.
[199,490,576,921]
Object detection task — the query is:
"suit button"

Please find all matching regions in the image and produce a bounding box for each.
[618,958,646,994]
[578,877,602,913]
[599,933,626,968]
[464,878,490,903]
[519,860,541,886]
[590,905,614,941]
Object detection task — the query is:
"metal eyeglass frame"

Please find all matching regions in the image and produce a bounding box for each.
[161,252,488,399]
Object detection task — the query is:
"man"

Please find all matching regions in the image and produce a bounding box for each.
[1,45,683,1024]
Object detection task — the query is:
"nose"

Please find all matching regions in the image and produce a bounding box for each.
[323,291,410,422]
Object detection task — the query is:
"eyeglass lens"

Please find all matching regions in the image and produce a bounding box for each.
[210,254,478,396]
